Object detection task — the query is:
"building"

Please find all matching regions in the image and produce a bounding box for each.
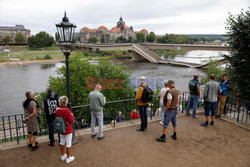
[79,17,148,43]
[0,25,30,44]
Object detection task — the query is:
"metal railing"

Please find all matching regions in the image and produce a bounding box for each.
[0,92,249,144]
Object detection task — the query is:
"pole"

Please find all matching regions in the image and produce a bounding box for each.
[64,51,77,144]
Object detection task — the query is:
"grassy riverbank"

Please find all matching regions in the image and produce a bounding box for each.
[0,45,131,63]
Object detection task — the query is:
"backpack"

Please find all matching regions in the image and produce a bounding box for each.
[141,85,153,103]
[53,116,68,133]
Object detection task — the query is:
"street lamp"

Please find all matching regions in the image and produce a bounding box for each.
[56,11,77,144]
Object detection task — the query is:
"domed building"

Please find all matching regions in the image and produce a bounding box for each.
[79,16,148,43]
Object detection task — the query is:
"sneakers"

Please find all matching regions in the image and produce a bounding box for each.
[156,135,166,143]
[66,156,75,164]
[200,122,209,127]
[159,121,163,125]
[136,128,145,131]
[61,154,67,161]
[98,136,105,140]
[172,134,177,140]
[91,134,97,138]
[210,121,214,126]
[192,115,199,118]
[215,115,221,119]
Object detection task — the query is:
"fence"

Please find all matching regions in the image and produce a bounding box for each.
[0,92,249,144]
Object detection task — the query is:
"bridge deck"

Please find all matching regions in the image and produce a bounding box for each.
[1,115,249,167]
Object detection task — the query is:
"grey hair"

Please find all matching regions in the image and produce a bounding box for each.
[25,90,34,99]
[59,96,68,107]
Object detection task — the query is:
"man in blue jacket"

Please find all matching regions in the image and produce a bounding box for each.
[216,74,230,119]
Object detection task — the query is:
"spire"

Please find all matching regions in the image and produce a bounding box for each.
[62,11,69,22]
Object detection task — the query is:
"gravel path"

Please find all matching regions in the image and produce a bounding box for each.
[0,116,249,167]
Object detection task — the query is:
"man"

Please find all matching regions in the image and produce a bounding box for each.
[42,88,59,146]
[88,84,106,140]
[201,74,222,127]
[136,76,150,131]
[158,81,170,124]
[186,74,200,118]
[216,74,230,119]
[156,80,179,142]
[116,111,126,123]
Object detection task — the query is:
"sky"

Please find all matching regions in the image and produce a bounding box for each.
[0,0,249,35]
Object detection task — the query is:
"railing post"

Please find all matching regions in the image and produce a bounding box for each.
[236,101,241,122]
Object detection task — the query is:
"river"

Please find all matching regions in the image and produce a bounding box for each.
[0,50,226,116]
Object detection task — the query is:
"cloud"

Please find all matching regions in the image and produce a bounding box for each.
[0,0,249,35]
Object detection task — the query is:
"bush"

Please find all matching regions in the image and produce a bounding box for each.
[44,55,52,59]
[27,32,54,48]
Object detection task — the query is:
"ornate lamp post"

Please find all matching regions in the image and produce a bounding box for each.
[56,11,77,144]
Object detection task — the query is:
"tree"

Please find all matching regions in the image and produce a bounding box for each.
[2,35,11,44]
[88,37,97,43]
[15,32,25,45]
[146,32,156,43]
[27,31,54,48]
[55,32,60,42]
[47,55,134,110]
[115,36,126,43]
[223,8,250,100]
[136,32,146,43]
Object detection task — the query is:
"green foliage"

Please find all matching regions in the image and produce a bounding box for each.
[115,36,126,43]
[88,37,98,43]
[223,8,250,100]
[157,34,191,44]
[2,35,11,44]
[27,32,54,48]
[15,32,25,45]
[201,58,224,84]
[47,55,134,107]
[136,32,146,43]
[146,32,156,43]
[44,55,52,59]
[55,32,59,42]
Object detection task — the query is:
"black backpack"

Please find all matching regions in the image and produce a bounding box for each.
[141,85,153,103]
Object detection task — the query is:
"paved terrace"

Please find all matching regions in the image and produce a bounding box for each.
[0,114,249,167]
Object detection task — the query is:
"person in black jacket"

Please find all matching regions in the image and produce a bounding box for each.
[42,88,59,146]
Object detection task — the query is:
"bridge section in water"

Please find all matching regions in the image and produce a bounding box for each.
[71,43,229,68]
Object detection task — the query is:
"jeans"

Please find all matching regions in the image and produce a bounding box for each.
[91,111,103,137]
[204,101,217,116]
[48,120,55,144]
[163,110,177,128]
[139,105,148,130]
[161,105,165,122]
[186,95,200,116]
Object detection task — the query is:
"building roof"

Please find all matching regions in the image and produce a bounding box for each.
[140,29,148,33]
[0,25,29,31]
[98,26,108,30]
[80,27,89,32]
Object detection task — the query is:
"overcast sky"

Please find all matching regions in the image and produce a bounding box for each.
[0,0,249,35]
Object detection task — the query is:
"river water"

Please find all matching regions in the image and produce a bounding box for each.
[0,50,226,116]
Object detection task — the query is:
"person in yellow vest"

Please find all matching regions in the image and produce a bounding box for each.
[156,80,180,142]
[136,76,150,131]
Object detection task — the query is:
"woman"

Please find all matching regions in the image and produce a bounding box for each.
[23,90,39,151]
[56,96,75,164]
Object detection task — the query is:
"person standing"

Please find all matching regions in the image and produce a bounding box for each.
[41,88,59,146]
[56,96,75,164]
[201,74,222,127]
[23,90,39,151]
[88,84,106,140]
[216,74,230,119]
[136,76,151,131]
[156,80,179,142]
[158,81,169,124]
[186,74,200,118]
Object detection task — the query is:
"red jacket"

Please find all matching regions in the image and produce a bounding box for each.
[130,112,140,120]
[55,106,74,135]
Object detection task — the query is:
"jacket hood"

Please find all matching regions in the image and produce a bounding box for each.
[56,106,69,117]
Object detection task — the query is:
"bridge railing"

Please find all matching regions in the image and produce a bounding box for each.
[0,92,249,144]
